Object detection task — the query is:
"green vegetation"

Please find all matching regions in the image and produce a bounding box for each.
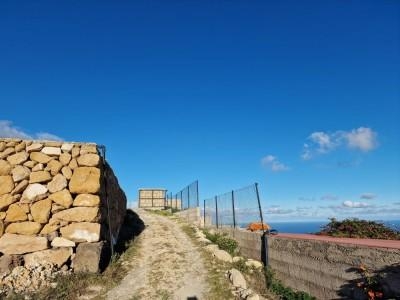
[316,218,400,240]
[203,230,239,256]
[265,267,316,300]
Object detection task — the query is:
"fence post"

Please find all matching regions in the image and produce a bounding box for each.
[255,182,268,266]
[196,181,199,207]
[215,196,219,229]
[187,187,190,209]
[180,190,183,210]
[255,183,264,226]
[203,199,206,228]
[231,190,236,229]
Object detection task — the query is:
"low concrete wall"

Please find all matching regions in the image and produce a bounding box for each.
[174,207,201,225]
[218,228,400,299]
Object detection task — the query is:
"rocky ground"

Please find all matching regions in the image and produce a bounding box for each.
[106,209,208,300]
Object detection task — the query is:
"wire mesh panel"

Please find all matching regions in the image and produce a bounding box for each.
[181,187,189,210]
[233,184,262,228]
[204,197,216,227]
[188,181,199,208]
[171,180,199,211]
[217,191,234,228]
[202,183,263,229]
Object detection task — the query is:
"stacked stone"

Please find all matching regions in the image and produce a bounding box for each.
[0,138,126,275]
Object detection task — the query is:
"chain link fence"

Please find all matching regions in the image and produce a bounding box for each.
[203,183,264,229]
[166,180,199,211]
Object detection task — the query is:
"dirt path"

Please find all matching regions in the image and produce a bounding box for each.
[106,210,208,300]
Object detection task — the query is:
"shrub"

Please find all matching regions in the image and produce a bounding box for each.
[316,218,400,240]
[203,230,238,255]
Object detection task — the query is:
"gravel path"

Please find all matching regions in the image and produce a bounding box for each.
[106,210,208,300]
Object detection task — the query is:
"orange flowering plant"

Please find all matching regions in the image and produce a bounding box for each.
[356,264,384,300]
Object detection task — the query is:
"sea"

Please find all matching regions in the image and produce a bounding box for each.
[264,220,400,234]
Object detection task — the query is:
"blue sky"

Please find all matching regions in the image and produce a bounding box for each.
[1,0,399,221]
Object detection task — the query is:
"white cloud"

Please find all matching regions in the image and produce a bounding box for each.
[309,132,336,153]
[360,193,377,200]
[342,200,369,208]
[0,120,62,141]
[0,120,31,139]
[298,196,316,202]
[321,194,338,201]
[261,155,289,172]
[345,127,377,152]
[302,127,378,160]
[266,206,294,214]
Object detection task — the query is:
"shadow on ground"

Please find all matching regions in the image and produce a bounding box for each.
[99,209,145,272]
[337,263,400,300]
[114,209,145,254]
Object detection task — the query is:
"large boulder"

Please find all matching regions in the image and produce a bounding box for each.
[47,174,67,193]
[30,199,52,223]
[73,194,100,207]
[51,237,75,248]
[7,152,29,165]
[21,184,48,203]
[26,143,43,153]
[69,167,100,194]
[29,171,52,183]
[12,179,29,195]
[5,222,42,235]
[5,203,27,222]
[41,147,61,156]
[61,166,72,179]
[60,222,100,242]
[0,194,15,211]
[77,154,100,167]
[24,248,72,268]
[73,242,104,273]
[11,165,30,182]
[30,152,52,164]
[0,233,48,254]
[228,268,247,290]
[0,176,14,195]
[0,160,12,176]
[61,143,74,152]
[59,153,71,166]
[48,189,73,208]
[213,249,233,263]
[51,207,99,222]
[46,159,63,176]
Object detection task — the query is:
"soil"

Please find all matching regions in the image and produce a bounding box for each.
[106,209,208,300]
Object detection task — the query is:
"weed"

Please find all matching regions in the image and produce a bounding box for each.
[203,230,238,256]
[231,259,250,273]
[264,267,315,300]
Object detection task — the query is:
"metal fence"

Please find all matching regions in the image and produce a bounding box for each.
[166,180,199,210]
[203,183,264,229]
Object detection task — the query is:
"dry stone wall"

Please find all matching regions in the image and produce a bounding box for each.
[0,138,126,275]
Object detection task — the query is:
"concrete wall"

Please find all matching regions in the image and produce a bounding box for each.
[218,228,400,299]
[174,207,201,225]
[0,138,127,272]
